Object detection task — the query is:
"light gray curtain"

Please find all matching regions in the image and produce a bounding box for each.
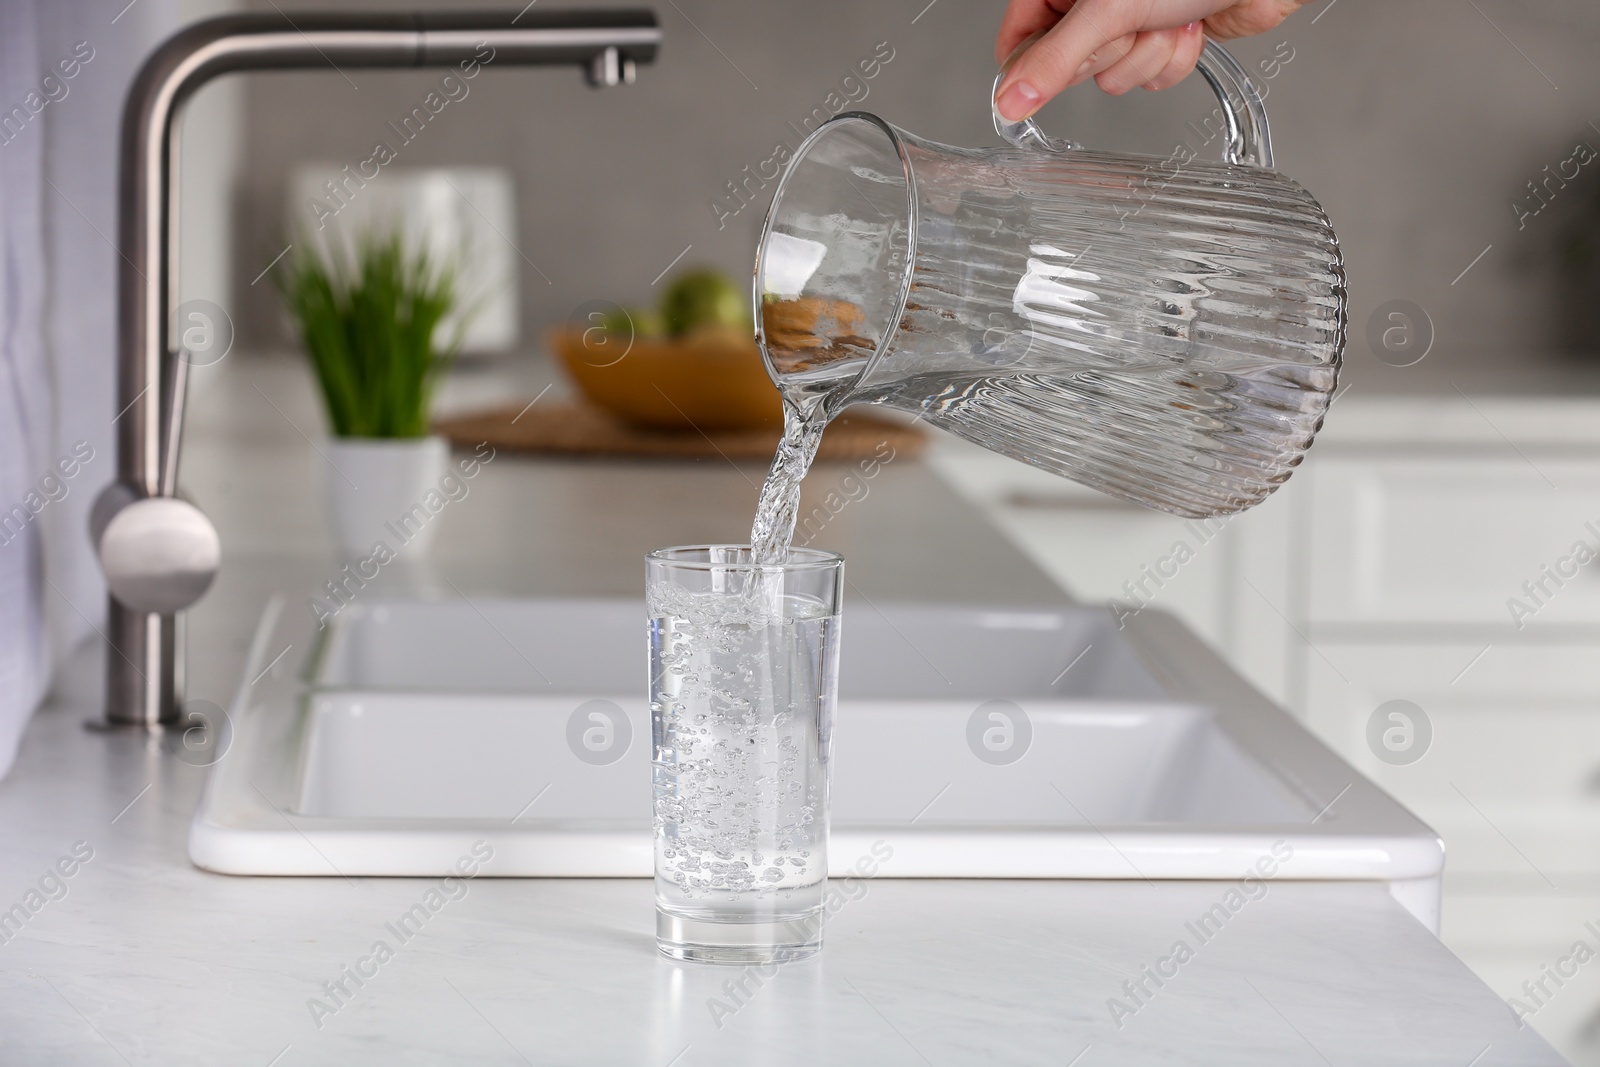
[0,0,53,779]
[0,0,184,777]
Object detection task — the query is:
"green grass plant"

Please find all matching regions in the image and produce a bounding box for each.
[279,233,461,438]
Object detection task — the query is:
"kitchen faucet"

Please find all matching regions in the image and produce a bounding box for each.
[90,9,662,728]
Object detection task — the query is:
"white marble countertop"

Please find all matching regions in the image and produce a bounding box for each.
[0,354,1566,1065]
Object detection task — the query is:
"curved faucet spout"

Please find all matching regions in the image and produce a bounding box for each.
[101,9,662,727]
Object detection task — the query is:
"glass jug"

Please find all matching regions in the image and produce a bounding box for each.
[752,41,1345,518]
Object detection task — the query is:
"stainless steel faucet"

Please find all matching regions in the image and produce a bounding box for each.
[91,9,662,728]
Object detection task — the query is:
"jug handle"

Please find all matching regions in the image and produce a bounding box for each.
[992,35,1274,168]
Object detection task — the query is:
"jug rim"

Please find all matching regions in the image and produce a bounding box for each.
[646,544,844,572]
[752,111,918,407]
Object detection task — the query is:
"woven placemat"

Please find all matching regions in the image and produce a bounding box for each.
[434,401,925,462]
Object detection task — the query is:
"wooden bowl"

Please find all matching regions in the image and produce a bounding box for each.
[551,325,783,433]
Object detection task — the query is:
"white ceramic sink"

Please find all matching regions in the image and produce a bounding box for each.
[192,596,1445,928]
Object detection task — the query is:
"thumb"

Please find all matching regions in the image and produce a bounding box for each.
[996,0,1143,120]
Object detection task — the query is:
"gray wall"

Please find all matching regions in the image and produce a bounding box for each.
[231,0,1600,368]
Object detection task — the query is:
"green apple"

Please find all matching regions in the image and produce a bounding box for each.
[601,307,662,339]
[659,269,747,337]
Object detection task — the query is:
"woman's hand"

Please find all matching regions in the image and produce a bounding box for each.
[995,0,1307,120]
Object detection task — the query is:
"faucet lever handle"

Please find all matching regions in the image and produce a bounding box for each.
[94,342,217,615]
[158,345,190,499]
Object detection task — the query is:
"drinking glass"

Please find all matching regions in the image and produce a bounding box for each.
[648,545,843,963]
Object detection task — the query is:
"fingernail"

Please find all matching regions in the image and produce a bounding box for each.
[997,79,1042,121]
[1184,20,1200,32]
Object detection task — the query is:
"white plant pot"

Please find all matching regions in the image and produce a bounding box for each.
[322,436,449,559]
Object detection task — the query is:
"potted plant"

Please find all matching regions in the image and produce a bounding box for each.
[279,232,463,557]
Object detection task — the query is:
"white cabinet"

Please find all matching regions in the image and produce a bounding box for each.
[930,399,1600,1066]
[1304,641,1600,878]
[1295,448,1600,1066]
[1306,456,1600,626]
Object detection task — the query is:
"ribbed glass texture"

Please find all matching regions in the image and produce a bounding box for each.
[760,118,1346,519]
